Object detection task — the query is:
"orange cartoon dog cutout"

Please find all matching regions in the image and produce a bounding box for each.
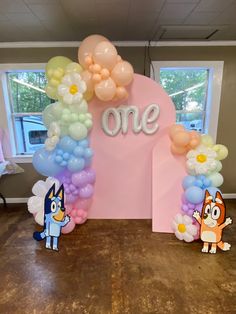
[193,190,232,253]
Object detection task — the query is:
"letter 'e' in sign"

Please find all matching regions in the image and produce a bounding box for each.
[87,74,186,232]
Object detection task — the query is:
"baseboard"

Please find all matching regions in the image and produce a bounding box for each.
[222,193,236,199]
[0,197,29,204]
[1,194,236,204]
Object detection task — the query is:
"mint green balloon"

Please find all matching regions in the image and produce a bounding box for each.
[42,104,55,128]
[208,172,224,187]
[69,122,88,140]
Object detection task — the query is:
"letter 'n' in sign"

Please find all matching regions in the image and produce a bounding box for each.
[101,104,160,136]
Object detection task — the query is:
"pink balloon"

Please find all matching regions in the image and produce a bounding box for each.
[78,34,108,68]
[111,61,134,86]
[74,198,92,210]
[93,41,118,70]
[62,217,76,234]
[65,204,73,214]
[70,209,77,218]
[95,77,116,101]
[81,70,94,92]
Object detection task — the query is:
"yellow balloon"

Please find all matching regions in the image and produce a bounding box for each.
[45,84,58,100]
[46,56,73,78]
[66,62,83,74]
[84,90,94,102]
[201,134,214,147]
[213,144,229,160]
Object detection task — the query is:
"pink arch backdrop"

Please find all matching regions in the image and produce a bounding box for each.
[88,74,185,231]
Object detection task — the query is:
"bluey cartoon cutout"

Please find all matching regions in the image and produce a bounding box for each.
[33,184,70,251]
[193,190,232,254]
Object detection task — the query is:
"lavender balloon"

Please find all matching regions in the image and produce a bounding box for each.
[79,184,94,199]
[72,168,96,188]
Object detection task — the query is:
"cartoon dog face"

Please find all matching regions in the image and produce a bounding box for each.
[201,190,226,228]
[44,184,65,222]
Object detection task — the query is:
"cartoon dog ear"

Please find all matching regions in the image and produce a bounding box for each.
[46,183,55,200]
[204,189,212,203]
[215,191,224,205]
[56,184,64,199]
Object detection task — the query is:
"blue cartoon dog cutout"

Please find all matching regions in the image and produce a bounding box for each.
[33,184,70,251]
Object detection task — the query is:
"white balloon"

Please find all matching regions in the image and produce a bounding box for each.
[32,180,48,197]
[35,210,44,226]
[28,196,43,214]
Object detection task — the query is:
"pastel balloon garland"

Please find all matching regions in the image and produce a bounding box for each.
[28,35,134,234]
[170,124,228,242]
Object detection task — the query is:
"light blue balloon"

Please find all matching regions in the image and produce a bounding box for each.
[67,157,85,172]
[204,187,221,197]
[33,148,63,176]
[84,157,92,167]
[79,139,89,148]
[58,136,77,153]
[73,146,84,157]
[194,179,203,188]
[203,178,211,187]
[63,152,70,160]
[182,176,196,190]
[185,186,204,204]
[55,155,63,163]
[84,148,93,159]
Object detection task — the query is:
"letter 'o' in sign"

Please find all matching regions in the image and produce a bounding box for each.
[101,103,160,136]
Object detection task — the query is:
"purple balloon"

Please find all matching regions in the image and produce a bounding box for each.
[79,184,94,199]
[65,194,78,204]
[72,171,89,187]
[85,168,96,184]
[71,168,96,188]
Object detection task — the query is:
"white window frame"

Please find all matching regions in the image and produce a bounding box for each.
[150,61,224,142]
[0,63,46,163]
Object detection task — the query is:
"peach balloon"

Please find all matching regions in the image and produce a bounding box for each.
[92,73,102,83]
[189,130,201,141]
[93,41,118,71]
[101,68,110,79]
[169,124,184,139]
[93,63,102,73]
[85,56,93,66]
[116,86,127,99]
[95,77,116,101]
[171,144,187,155]
[78,34,108,68]
[111,61,134,86]
[172,131,190,146]
[81,70,94,92]
[188,139,199,149]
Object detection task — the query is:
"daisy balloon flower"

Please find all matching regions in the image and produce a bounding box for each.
[58,72,87,105]
[172,213,197,242]
[186,145,218,175]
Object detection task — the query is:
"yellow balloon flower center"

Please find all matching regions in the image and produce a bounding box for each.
[69,84,78,95]
[196,154,207,163]
[178,224,186,233]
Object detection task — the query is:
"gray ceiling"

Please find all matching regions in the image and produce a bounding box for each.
[0,0,236,42]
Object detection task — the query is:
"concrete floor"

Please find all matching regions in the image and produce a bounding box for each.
[0,201,235,314]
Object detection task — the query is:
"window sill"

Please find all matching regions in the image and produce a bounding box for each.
[7,155,33,164]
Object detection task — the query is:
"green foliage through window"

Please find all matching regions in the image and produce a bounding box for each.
[7,71,51,113]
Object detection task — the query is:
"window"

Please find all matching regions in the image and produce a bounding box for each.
[151,61,224,141]
[0,64,51,161]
